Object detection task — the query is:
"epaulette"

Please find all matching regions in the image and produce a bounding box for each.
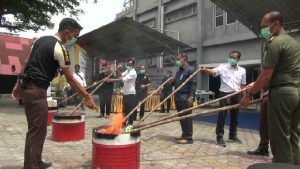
[268,36,276,44]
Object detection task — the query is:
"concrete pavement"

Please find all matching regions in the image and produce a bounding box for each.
[0,97,271,169]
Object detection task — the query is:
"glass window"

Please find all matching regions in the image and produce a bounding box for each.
[226,12,236,24]
[165,3,197,24]
[215,5,223,27]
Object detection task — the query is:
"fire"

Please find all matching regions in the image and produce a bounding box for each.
[98,113,124,135]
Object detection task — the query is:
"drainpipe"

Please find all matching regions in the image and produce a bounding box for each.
[158,0,164,68]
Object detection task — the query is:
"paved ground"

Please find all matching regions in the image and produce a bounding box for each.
[0,97,271,169]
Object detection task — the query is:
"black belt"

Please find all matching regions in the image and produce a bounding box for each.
[269,83,300,89]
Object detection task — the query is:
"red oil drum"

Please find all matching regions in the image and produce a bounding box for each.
[47,110,58,126]
[92,129,140,169]
[52,113,85,142]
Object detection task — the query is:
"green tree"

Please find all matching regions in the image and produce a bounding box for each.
[0,0,97,32]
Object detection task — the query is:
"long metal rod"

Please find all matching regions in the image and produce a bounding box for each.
[137,67,201,125]
[128,99,261,133]
[58,79,104,105]
[124,76,174,121]
[135,87,247,128]
[67,72,114,116]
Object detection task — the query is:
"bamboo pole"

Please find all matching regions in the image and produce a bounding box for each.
[128,99,260,133]
[135,88,247,128]
[137,67,201,125]
[67,72,114,116]
[124,76,174,121]
[58,79,104,105]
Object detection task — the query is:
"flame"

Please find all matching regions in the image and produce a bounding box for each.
[98,113,124,135]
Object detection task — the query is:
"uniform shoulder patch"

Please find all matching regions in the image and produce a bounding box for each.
[59,43,70,65]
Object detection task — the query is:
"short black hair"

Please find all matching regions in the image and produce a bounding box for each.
[230,51,241,59]
[268,11,283,26]
[75,64,80,68]
[177,53,188,61]
[58,18,83,32]
[128,58,135,65]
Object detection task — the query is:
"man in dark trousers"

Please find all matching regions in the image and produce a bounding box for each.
[247,91,269,156]
[241,11,300,164]
[201,51,246,147]
[160,71,173,113]
[96,63,114,118]
[11,18,96,169]
[173,54,196,144]
[106,59,137,125]
[135,65,151,120]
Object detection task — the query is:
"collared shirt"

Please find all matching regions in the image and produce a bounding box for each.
[174,65,196,101]
[213,63,246,93]
[73,71,86,87]
[135,73,151,95]
[122,69,137,95]
[97,72,114,93]
[263,30,300,86]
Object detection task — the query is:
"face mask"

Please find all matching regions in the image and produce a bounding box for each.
[65,36,77,46]
[176,60,182,67]
[140,70,145,74]
[261,23,275,40]
[228,58,238,65]
[126,66,133,71]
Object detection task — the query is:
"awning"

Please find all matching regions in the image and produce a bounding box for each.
[77,17,190,60]
[211,0,300,36]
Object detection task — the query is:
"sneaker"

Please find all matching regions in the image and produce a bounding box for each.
[176,138,193,144]
[40,161,52,169]
[216,137,226,147]
[229,136,243,144]
[247,148,269,156]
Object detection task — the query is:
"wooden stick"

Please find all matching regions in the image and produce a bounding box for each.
[58,79,104,105]
[128,99,260,133]
[124,76,174,121]
[135,88,247,128]
[68,72,114,116]
[137,67,201,125]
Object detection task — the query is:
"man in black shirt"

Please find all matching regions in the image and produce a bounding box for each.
[96,63,114,118]
[135,65,151,119]
[160,71,173,113]
[11,18,96,169]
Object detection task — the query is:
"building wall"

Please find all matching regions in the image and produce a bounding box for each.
[116,0,300,91]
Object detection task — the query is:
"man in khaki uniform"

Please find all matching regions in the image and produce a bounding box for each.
[240,11,300,165]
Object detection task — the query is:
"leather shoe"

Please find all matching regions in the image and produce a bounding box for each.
[175,136,184,140]
[229,136,243,144]
[40,161,52,169]
[247,148,269,156]
[176,138,193,144]
[216,137,226,147]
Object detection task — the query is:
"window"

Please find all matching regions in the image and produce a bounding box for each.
[226,12,236,24]
[165,3,197,24]
[215,5,224,27]
[142,19,156,28]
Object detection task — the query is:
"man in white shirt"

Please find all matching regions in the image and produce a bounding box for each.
[200,51,246,147]
[73,64,87,110]
[107,59,138,125]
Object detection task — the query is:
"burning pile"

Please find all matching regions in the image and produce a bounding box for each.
[97,113,124,135]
